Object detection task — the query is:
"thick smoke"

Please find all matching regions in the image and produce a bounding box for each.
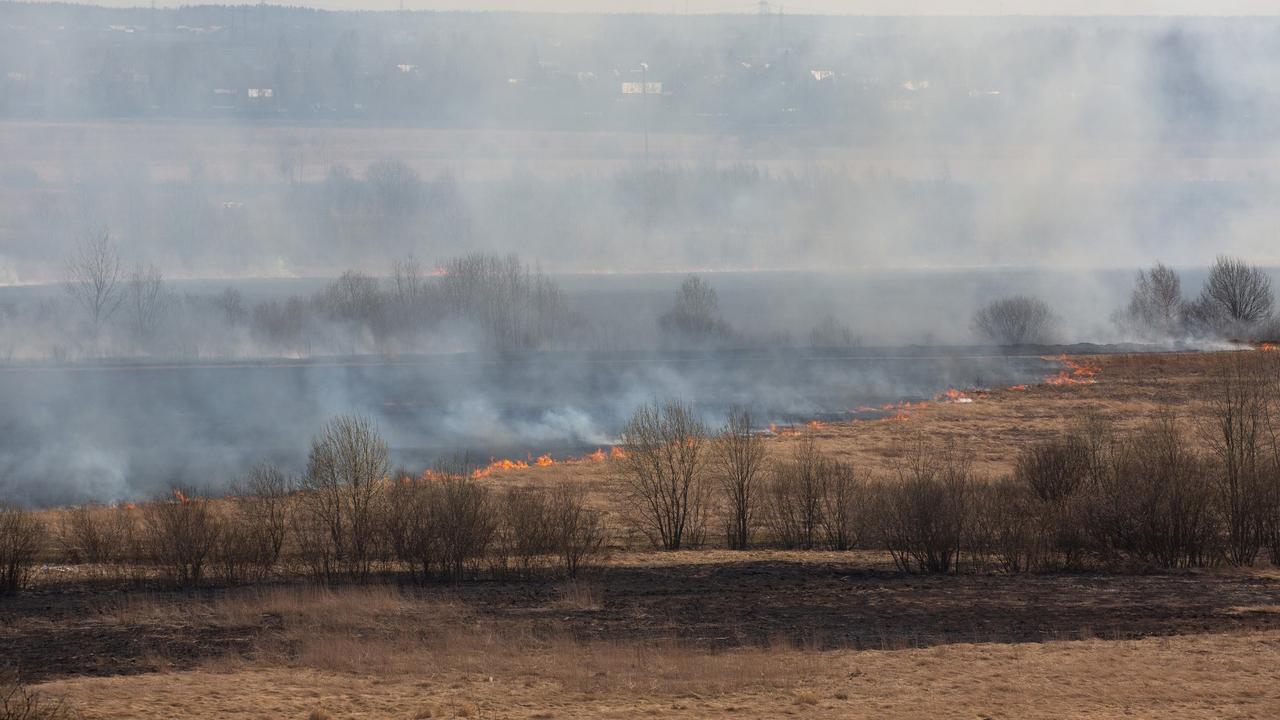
[2,5,1279,504]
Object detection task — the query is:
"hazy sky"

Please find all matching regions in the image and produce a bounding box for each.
[27,0,1280,14]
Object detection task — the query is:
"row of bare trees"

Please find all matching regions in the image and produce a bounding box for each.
[56,231,576,358]
[63,228,172,348]
[1117,256,1276,340]
[1,416,604,591]
[617,352,1280,571]
[617,403,868,552]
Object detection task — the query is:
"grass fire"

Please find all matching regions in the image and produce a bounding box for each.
[6,2,1280,718]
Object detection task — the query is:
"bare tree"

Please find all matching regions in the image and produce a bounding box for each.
[125,263,169,344]
[298,415,389,581]
[616,401,709,550]
[765,436,827,549]
[1115,262,1183,339]
[550,484,606,577]
[433,474,495,580]
[0,504,46,593]
[809,315,859,348]
[366,158,423,217]
[820,458,865,551]
[230,463,295,568]
[1200,352,1274,565]
[1199,255,1274,326]
[972,295,1056,345]
[214,287,248,326]
[391,255,425,305]
[659,275,729,346]
[63,227,124,334]
[712,407,767,549]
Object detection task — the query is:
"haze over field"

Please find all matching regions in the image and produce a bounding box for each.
[2,2,1280,503]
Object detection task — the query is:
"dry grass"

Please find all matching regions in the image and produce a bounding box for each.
[36,630,1280,719]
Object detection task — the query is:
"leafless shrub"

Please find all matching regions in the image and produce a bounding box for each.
[0,505,46,593]
[876,441,974,574]
[433,474,495,580]
[0,672,77,720]
[972,295,1055,345]
[230,463,294,569]
[56,504,130,568]
[972,478,1038,573]
[1114,262,1184,339]
[1129,416,1217,569]
[141,490,222,588]
[1016,435,1093,505]
[212,509,271,585]
[764,437,826,550]
[298,415,389,582]
[550,484,606,578]
[820,459,865,551]
[383,471,438,581]
[494,487,554,577]
[213,475,292,585]
[712,407,767,549]
[616,401,709,550]
[1007,424,1107,570]
[1200,353,1276,566]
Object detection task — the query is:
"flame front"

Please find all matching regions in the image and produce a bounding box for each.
[1043,354,1100,386]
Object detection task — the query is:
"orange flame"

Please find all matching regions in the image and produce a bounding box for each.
[1043,354,1101,386]
[1008,384,1029,391]
[1260,343,1278,352]
[171,489,190,505]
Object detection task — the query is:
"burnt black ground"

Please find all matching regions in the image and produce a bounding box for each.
[4,558,1279,682]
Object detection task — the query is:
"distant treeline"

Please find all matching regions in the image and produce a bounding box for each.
[1,5,1278,140]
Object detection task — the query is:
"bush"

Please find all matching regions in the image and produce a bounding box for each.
[0,505,46,593]
[550,485,606,578]
[972,295,1056,345]
[877,443,974,574]
[142,490,222,588]
[433,475,495,580]
[56,504,131,569]
[820,459,865,551]
[972,478,1038,573]
[711,407,767,550]
[384,471,438,581]
[232,463,294,568]
[494,487,555,577]
[764,437,826,549]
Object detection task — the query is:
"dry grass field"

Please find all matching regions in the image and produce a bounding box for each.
[477,351,1223,514]
[11,350,1280,718]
